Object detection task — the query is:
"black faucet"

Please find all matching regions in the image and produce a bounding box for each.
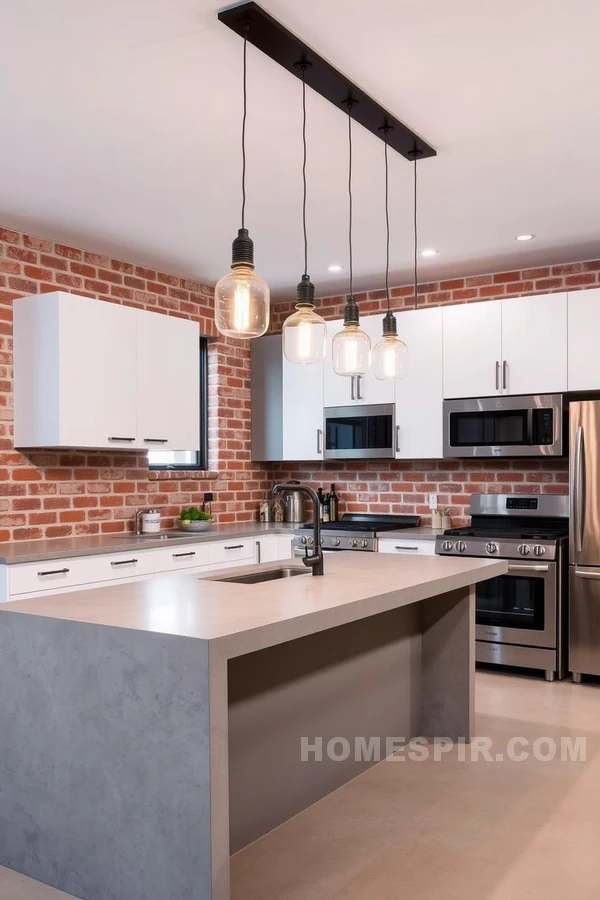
[272,482,324,576]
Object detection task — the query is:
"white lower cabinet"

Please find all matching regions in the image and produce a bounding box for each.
[277,535,294,559]
[153,543,210,574]
[87,550,155,583]
[378,538,436,557]
[7,556,92,598]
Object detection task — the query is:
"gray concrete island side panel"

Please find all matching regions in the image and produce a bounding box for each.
[0,613,213,900]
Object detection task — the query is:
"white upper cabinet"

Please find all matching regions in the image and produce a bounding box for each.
[324,314,394,407]
[282,352,324,460]
[501,293,567,395]
[14,292,200,450]
[395,307,443,459]
[443,300,502,399]
[568,288,600,391]
[137,309,199,451]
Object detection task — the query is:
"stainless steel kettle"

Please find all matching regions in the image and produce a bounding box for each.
[283,482,306,523]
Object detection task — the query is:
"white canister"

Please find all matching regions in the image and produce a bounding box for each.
[142,509,161,534]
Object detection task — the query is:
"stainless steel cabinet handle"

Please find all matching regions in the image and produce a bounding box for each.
[502,360,508,391]
[256,540,261,564]
[110,559,138,567]
[317,428,323,454]
[172,551,196,559]
[395,546,419,551]
[108,436,135,442]
[351,376,356,401]
[395,425,401,453]
[507,564,550,573]
[356,376,363,400]
[224,545,244,550]
[575,570,600,580]
[143,438,169,444]
[495,361,500,391]
[38,568,70,576]
[572,426,584,553]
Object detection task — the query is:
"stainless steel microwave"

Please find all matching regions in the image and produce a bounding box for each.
[324,404,396,459]
[443,394,564,458]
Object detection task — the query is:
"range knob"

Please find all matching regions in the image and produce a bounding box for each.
[518,544,531,556]
[350,538,358,547]
[456,541,467,553]
[331,537,341,547]
[485,542,499,555]
[307,537,314,546]
[360,539,368,548]
[441,540,454,552]
[533,545,546,557]
[299,535,308,545]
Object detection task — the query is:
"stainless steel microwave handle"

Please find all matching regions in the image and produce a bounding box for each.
[356,376,363,400]
[317,428,323,454]
[507,564,550,573]
[495,361,500,391]
[574,570,600,580]
[350,376,356,401]
[502,360,508,391]
[395,425,401,453]
[572,425,584,553]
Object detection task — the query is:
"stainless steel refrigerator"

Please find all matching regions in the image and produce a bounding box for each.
[570,400,600,681]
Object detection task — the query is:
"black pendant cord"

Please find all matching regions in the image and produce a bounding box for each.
[413,156,418,310]
[301,66,308,278]
[347,104,354,299]
[383,131,391,313]
[241,26,248,231]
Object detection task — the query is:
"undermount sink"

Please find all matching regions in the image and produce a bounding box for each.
[212,567,310,585]
[114,533,187,541]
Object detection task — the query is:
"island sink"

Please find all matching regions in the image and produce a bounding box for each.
[212,566,309,585]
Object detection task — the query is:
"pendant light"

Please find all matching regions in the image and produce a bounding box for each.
[214,24,270,339]
[372,128,408,381]
[332,101,371,377]
[282,63,326,365]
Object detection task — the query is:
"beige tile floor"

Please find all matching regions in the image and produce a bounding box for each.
[2,672,598,899]
[232,672,600,900]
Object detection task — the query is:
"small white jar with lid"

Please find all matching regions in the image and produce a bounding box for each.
[142,509,161,534]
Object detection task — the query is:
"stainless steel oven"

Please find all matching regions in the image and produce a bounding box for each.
[324,403,395,460]
[476,559,558,650]
[443,394,564,458]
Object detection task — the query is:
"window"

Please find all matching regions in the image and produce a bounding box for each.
[148,337,209,471]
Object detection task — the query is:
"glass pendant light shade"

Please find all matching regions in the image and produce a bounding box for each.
[282,274,326,364]
[214,229,270,339]
[372,312,408,380]
[332,296,371,376]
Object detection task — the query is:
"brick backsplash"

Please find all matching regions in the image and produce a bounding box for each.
[0,227,271,541]
[0,224,584,540]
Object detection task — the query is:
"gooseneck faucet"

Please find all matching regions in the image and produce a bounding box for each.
[273,482,324,576]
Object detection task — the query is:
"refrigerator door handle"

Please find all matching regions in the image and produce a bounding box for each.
[575,569,600,580]
[572,425,585,553]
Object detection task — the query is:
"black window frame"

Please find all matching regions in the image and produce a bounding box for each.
[148,336,209,471]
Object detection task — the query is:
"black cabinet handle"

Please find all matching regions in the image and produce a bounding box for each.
[395,546,419,551]
[173,552,196,559]
[110,559,138,567]
[38,568,70,577]
[143,438,169,444]
[108,437,135,442]
[224,545,244,550]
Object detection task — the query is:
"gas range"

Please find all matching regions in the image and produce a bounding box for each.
[435,493,569,682]
[294,513,421,552]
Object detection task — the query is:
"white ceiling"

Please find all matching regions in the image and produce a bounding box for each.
[1,0,599,300]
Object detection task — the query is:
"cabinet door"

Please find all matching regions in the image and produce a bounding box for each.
[58,295,138,448]
[357,314,395,405]
[395,307,443,459]
[442,300,502,399]
[137,310,200,451]
[323,319,354,407]
[567,289,600,391]
[282,353,324,461]
[277,535,294,559]
[501,293,567,395]
[254,535,280,564]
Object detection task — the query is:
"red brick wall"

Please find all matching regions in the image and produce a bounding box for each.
[270,261,593,525]
[0,226,271,541]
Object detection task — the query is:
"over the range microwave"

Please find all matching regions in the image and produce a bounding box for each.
[324,403,396,460]
[443,394,564,458]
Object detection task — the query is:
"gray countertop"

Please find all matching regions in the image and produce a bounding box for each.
[0,522,297,565]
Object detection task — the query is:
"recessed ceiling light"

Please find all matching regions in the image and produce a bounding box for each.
[328,264,344,272]
[420,248,438,257]
[515,233,535,242]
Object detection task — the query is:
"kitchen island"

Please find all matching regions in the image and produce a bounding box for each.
[0,552,506,900]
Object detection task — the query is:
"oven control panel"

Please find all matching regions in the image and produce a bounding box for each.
[435,536,558,561]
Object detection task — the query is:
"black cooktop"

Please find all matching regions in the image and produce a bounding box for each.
[445,514,568,541]
[301,513,421,533]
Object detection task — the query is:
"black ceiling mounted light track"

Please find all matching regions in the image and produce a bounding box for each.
[218,1,436,162]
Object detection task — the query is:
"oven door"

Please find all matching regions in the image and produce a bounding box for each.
[324,404,395,460]
[443,394,563,458]
[475,561,557,648]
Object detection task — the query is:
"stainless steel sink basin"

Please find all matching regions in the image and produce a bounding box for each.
[113,533,189,541]
[213,567,309,585]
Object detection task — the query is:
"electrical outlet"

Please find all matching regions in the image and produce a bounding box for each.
[429,493,438,511]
